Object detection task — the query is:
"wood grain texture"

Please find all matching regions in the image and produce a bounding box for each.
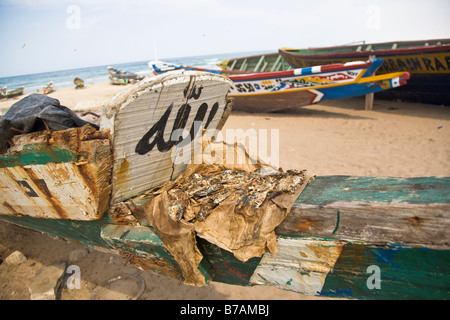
[277,176,450,248]
[100,71,232,203]
[0,125,112,220]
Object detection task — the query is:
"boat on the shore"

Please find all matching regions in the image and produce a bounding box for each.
[1,86,24,99]
[0,70,448,300]
[217,52,291,73]
[151,58,410,112]
[0,86,6,99]
[107,66,144,81]
[42,81,54,95]
[109,76,129,85]
[74,77,84,89]
[279,39,450,105]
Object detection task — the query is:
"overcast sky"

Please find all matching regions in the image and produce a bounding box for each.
[0,0,449,77]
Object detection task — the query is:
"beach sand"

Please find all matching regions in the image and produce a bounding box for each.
[0,81,449,300]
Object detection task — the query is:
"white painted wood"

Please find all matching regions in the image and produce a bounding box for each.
[250,237,344,296]
[100,71,233,203]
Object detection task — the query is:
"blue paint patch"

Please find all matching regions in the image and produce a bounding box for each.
[319,287,354,298]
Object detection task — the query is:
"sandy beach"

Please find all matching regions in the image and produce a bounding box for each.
[0,81,449,300]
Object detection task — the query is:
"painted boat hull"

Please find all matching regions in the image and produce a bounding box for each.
[1,175,449,299]
[107,67,144,80]
[218,52,292,73]
[73,77,84,89]
[227,59,410,112]
[151,59,410,112]
[2,86,24,99]
[279,39,450,105]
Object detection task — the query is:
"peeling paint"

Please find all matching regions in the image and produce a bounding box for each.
[250,237,345,296]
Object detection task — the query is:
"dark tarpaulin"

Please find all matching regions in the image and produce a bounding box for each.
[0,93,99,153]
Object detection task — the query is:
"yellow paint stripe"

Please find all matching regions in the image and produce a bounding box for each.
[229,70,405,98]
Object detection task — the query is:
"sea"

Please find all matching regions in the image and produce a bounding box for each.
[0,50,268,95]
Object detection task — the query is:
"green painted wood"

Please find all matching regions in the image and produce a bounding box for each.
[320,242,450,300]
[1,175,449,299]
[0,144,78,168]
[196,237,262,287]
[0,214,111,248]
[296,176,450,205]
[277,176,450,248]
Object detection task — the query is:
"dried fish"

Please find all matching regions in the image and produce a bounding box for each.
[145,166,306,223]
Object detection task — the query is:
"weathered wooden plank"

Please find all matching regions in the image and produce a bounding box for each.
[100,224,184,280]
[277,176,450,249]
[100,71,232,204]
[250,235,450,299]
[0,214,112,249]
[0,125,112,220]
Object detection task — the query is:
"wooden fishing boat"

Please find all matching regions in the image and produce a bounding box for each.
[151,59,410,112]
[107,66,144,81]
[73,77,84,89]
[149,60,254,76]
[1,86,24,99]
[0,86,7,99]
[218,52,291,73]
[0,70,449,300]
[42,81,54,94]
[109,76,128,85]
[279,39,450,105]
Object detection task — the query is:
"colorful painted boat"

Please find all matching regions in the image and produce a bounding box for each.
[149,60,255,76]
[107,66,144,81]
[73,77,84,89]
[0,86,7,99]
[1,71,449,300]
[109,76,129,85]
[42,81,54,94]
[151,58,410,112]
[279,39,450,105]
[218,52,292,73]
[1,86,24,99]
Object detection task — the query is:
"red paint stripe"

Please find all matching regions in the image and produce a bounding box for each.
[228,61,372,81]
[280,44,450,60]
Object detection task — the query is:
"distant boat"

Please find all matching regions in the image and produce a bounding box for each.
[1,86,24,99]
[107,67,144,81]
[217,52,292,73]
[109,76,129,85]
[149,60,254,76]
[74,77,84,89]
[150,58,410,112]
[42,81,54,95]
[279,39,450,105]
[0,86,6,99]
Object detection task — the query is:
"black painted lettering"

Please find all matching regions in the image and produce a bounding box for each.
[435,57,446,71]
[396,58,407,71]
[204,102,219,129]
[136,101,220,155]
[445,56,450,69]
[235,84,246,92]
[422,57,434,71]
[135,103,173,155]
[15,180,38,197]
[388,59,398,71]
[243,83,255,92]
[410,57,422,70]
[184,85,203,100]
